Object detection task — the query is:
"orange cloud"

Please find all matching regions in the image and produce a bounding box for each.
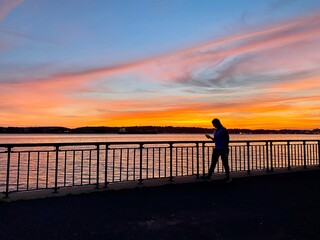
[2,10,320,129]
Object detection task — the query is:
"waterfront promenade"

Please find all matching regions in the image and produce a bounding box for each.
[1,169,320,240]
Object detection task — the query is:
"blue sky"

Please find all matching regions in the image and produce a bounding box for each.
[1,0,320,129]
[3,0,319,74]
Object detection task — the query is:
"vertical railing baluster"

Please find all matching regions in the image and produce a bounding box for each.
[163,147,167,177]
[139,144,143,184]
[54,145,59,193]
[191,147,194,175]
[133,147,137,181]
[46,151,50,189]
[158,148,161,178]
[292,143,298,167]
[230,146,233,172]
[89,150,92,184]
[270,141,274,172]
[120,149,123,181]
[278,144,280,168]
[81,150,84,185]
[241,145,244,171]
[105,144,109,188]
[112,149,115,183]
[312,144,315,165]
[318,141,320,168]
[253,145,256,171]
[127,149,130,181]
[175,147,178,176]
[287,141,291,170]
[266,141,269,172]
[169,143,173,182]
[36,151,40,189]
[196,143,200,179]
[202,143,205,177]
[235,146,238,171]
[96,145,100,189]
[247,142,250,174]
[181,147,184,176]
[262,145,265,169]
[17,152,21,192]
[318,141,320,167]
[303,141,307,169]
[146,148,149,179]
[72,150,75,186]
[64,151,67,187]
[186,147,189,175]
[5,146,11,198]
[152,147,155,178]
[308,143,311,165]
[27,152,31,191]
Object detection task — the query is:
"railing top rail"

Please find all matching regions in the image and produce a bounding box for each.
[0,139,319,148]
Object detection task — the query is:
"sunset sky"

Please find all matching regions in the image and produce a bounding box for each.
[1,0,320,129]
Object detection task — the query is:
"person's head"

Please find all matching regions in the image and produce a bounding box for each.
[212,118,223,128]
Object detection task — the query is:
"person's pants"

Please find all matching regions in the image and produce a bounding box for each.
[207,148,230,178]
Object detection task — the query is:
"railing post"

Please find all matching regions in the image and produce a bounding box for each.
[196,143,200,179]
[139,144,143,184]
[169,143,173,182]
[4,146,11,198]
[266,141,269,172]
[270,141,274,172]
[247,142,250,174]
[318,141,320,168]
[287,141,291,170]
[202,143,205,177]
[54,145,59,193]
[96,144,100,189]
[303,141,307,169]
[105,144,109,188]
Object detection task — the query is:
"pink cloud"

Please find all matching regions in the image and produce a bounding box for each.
[2,10,320,128]
[5,10,320,89]
[0,0,23,22]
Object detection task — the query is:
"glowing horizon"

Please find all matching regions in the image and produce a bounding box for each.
[1,1,320,130]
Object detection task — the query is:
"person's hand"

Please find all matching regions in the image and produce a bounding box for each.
[205,134,211,139]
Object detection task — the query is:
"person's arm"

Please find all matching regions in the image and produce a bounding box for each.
[205,134,215,142]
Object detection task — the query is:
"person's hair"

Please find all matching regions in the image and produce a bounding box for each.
[212,118,222,127]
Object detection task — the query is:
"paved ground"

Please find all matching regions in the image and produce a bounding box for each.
[1,169,320,240]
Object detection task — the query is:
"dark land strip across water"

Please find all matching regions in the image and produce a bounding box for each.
[1,169,320,240]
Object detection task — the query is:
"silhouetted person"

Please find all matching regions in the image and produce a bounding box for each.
[205,118,231,182]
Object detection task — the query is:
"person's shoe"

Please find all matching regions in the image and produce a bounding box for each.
[200,174,211,180]
[224,177,232,183]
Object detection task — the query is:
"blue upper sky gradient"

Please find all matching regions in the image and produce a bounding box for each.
[3,0,319,78]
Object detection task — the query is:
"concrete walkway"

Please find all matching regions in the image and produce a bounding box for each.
[1,169,320,240]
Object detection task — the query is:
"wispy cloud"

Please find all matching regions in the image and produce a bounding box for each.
[4,10,320,86]
[0,0,23,22]
[0,26,62,46]
[1,9,320,128]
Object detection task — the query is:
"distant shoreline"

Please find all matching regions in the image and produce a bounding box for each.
[0,126,319,135]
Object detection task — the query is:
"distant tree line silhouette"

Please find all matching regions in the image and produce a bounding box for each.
[0,126,319,134]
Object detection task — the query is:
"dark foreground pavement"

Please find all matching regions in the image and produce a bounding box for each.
[1,170,320,240]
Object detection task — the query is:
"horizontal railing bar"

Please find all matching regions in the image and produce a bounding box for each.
[1,139,319,148]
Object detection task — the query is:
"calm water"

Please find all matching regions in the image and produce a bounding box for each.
[0,133,320,144]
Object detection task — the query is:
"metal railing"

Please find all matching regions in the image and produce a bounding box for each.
[1,140,319,197]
